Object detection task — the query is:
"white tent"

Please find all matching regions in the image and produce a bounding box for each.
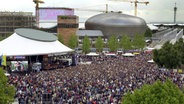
[147,24,159,30]
[0,29,73,56]
[122,53,135,57]
[86,52,99,56]
[105,53,116,56]
[4,72,10,76]
[148,59,154,63]
[145,47,155,50]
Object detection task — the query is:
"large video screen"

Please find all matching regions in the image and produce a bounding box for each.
[39,8,74,21]
[11,61,28,72]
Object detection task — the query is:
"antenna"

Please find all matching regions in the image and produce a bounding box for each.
[174,2,177,24]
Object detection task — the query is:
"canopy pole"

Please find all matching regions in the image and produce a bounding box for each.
[28,56,32,73]
[29,56,31,63]
[36,55,38,62]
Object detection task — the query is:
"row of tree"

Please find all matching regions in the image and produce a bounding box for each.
[58,34,146,54]
[153,38,184,69]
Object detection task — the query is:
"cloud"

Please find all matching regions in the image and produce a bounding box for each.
[0,0,35,12]
[0,0,183,23]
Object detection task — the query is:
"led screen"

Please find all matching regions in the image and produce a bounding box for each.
[39,8,74,21]
[11,61,28,72]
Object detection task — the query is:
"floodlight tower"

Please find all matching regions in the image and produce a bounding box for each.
[33,0,44,28]
[174,2,177,24]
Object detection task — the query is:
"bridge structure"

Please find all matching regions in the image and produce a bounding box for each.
[149,28,183,49]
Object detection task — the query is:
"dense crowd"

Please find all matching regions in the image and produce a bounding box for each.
[8,52,184,104]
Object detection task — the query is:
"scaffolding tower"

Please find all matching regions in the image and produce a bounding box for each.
[0,12,35,37]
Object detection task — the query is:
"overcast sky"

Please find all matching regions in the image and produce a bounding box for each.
[0,0,183,23]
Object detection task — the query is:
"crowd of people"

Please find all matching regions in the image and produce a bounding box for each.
[8,52,184,104]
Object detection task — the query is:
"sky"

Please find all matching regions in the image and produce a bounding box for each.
[0,0,183,23]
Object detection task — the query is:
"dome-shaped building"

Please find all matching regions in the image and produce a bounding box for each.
[85,12,147,38]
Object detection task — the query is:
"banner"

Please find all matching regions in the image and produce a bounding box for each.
[1,55,6,66]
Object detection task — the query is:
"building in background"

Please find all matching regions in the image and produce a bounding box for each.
[38,7,74,29]
[0,12,35,37]
[76,30,103,47]
[57,15,79,45]
[85,12,147,38]
[36,7,79,45]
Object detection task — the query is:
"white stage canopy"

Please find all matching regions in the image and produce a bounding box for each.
[0,28,73,56]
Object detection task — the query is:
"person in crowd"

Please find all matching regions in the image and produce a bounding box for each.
[8,52,184,104]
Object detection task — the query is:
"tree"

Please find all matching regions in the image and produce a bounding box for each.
[58,33,64,44]
[120,35,132,50]
[68,34,78,49]
[132,34,146,50]
[164,47,179,69]
[153,49,164,67]
[144,27,152,37]
[82,35,91,54]
[173,38,184,65]
[0,33,12,41]
[107,35,119,52]
[95,36,104,53]
[122,79,184,104]
[153,41,180,69]
[0,68,15,104]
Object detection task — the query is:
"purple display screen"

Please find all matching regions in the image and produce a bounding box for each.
[39,8,74,20]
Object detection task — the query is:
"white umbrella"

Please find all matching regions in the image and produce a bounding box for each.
[86,52,99,56]
[105,53,116,56]
[148,59,154,63]
[122,53,135,57]
[4,72,10,76]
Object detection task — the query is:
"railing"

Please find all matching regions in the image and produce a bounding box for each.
[150,28,179,47]
[170,29,183,44]
[159,28,178,45]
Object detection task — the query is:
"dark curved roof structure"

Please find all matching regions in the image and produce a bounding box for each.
[85,13,147,38]
[15,28,57,42]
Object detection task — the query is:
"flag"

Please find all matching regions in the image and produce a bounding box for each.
[0,55,2,66]
[1,55,6,66]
